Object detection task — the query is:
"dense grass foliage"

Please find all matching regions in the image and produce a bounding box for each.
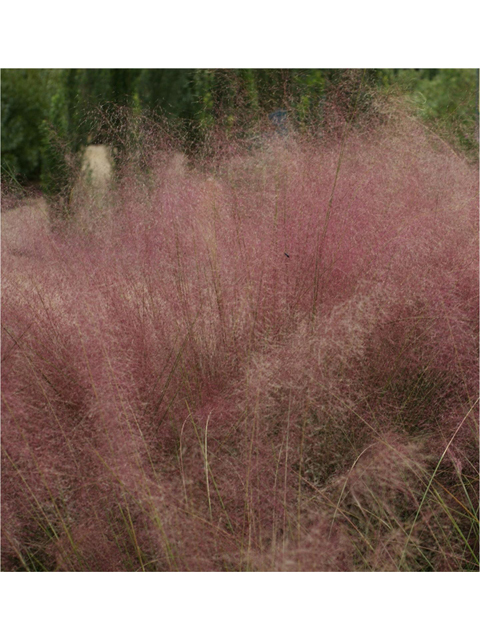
[1,112,478,571]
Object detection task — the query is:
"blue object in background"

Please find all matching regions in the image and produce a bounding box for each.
[269,110,288,136]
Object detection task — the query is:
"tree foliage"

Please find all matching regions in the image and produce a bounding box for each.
[1,69,60,182]
[1,68,478,188]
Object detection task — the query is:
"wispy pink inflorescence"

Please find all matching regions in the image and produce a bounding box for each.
[2,106,478,571]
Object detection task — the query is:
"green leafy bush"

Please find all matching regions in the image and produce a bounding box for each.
[1,69,60,183]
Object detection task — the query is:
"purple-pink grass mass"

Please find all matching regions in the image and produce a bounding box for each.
[1,102,478,571]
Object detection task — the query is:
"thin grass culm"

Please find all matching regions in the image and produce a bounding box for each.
[2,87,478,572]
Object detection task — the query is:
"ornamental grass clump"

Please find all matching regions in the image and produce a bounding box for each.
[1,101,478,571]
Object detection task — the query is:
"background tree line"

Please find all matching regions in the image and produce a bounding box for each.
[1,68,478,190]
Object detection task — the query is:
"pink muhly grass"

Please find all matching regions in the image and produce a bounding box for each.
[1,106,478,571]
